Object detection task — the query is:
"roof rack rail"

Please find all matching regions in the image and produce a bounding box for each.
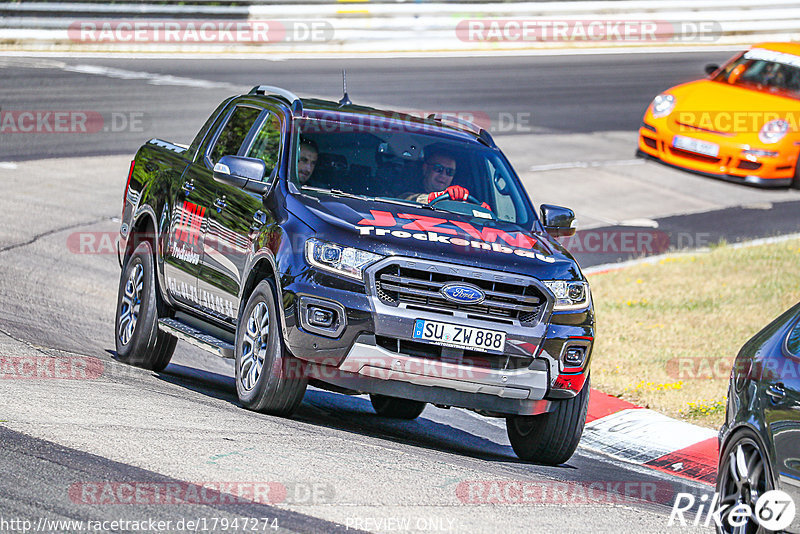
[249,85,303,114]
[427,113,495,147]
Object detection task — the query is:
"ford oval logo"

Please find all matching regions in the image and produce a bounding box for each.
[440,283,485,305]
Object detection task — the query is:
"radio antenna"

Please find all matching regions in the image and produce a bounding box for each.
[338,69,352,107]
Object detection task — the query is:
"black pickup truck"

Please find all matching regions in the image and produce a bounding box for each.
[115,86,595,464]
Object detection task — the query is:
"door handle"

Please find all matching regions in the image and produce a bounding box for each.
[766,383,786,403]
[182,180,195,195]
[250,210,267,231]
[214,196,227,213]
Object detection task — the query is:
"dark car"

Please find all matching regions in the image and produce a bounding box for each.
[717,302,800,532]
[115,86,595,465]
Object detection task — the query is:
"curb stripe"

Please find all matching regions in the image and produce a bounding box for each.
[643,437,719,485]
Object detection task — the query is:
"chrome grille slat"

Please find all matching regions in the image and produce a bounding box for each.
[380,282,538,312]
[379,274,541,304]
[373,261,547,326]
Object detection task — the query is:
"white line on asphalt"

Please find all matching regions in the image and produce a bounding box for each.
[61,64,240,89]
[529,159,645,172]
[0,57,244,91]
[0,162,18,170]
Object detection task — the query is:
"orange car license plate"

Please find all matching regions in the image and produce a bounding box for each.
[672,135,720,157]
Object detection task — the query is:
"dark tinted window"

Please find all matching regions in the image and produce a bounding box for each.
[246,113,282,176]
[209,106,261,164]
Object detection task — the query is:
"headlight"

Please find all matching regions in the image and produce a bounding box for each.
[759,119,789,144]
[305,239,382,281]
[543,280,591,311]
[651,94,676,119]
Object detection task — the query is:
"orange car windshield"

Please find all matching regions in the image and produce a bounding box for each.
[713,48,800,99]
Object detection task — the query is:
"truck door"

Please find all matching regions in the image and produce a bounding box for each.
[199,108,283,325]
[192,104,266,321]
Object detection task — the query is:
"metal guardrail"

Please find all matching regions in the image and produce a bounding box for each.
[1,0,799,53]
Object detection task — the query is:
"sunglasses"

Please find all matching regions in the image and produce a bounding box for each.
[430,163,456,177]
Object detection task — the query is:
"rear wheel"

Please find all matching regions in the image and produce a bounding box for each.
[506,377,590,465]
[235,280,307,416]
[114,241,176,371]
[370,394,426,420]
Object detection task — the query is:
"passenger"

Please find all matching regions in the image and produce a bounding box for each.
[298,137,319,185]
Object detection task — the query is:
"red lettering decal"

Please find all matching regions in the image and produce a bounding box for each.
[189,205,205,247]
[397,214,456,235]
[357,210,397,227]
[175,201,192,243]
[451,221,536,249]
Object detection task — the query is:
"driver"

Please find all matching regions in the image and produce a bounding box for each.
[405,149,469,204]
[405,148,490,211]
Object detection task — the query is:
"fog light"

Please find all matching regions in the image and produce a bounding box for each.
[308,306,335,328]
[563,346,586,368]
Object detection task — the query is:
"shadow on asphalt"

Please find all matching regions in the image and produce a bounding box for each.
[150,362,559,467]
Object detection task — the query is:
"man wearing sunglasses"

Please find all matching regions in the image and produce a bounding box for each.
[405,149,470,204]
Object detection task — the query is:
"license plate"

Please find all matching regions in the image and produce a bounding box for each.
[672,135,720,157]
[413,319,506,353]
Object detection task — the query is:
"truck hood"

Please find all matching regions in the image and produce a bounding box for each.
[288,192,582,280]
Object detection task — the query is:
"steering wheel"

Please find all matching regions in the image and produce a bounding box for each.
[428,191,484,207]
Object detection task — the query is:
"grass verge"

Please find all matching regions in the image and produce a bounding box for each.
[587,238,800,429]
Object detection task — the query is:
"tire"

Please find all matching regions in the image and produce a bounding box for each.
[370,394,426,420]
[114,241,176,371]
[235,280,307,416]
[715,429,775,534]
[506,377,590,465]
[792,154,800,189]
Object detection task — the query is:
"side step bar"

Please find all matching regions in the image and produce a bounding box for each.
[158,318,235,359]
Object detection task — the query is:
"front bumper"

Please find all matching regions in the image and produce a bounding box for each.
[638,123,797,186]
[307,335,553,416]
[282,258,593,414]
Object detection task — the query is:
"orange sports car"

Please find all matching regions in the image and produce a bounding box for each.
[638,42,800,188]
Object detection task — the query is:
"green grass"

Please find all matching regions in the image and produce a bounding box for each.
[587,238,800,428]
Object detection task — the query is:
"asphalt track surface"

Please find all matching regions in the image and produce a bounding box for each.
[0,51,735,161]
[0,50,794,533]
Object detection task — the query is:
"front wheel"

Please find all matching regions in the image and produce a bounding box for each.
[114,241,176,371]
[370,394,426,420]
[506,377,590,465]
[235,280,307,416]
[792,154,800,189]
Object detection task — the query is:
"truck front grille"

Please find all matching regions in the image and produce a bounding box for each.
[373,263,546,326]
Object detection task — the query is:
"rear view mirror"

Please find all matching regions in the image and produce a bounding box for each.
[705,63,719,75]
[541,204,576,237]
[213,155,271,195]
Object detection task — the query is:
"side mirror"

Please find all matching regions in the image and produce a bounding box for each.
[540,204,576,237]
[213,155,271,195]
[705,63,719,76]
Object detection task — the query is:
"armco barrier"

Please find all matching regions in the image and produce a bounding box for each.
[1,0,799,53]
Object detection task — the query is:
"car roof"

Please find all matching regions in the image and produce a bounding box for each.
[245,86,495,147]
[751,42,800,56]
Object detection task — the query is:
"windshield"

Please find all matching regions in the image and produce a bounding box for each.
[290,115,535,228]
[712,48,800,98]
